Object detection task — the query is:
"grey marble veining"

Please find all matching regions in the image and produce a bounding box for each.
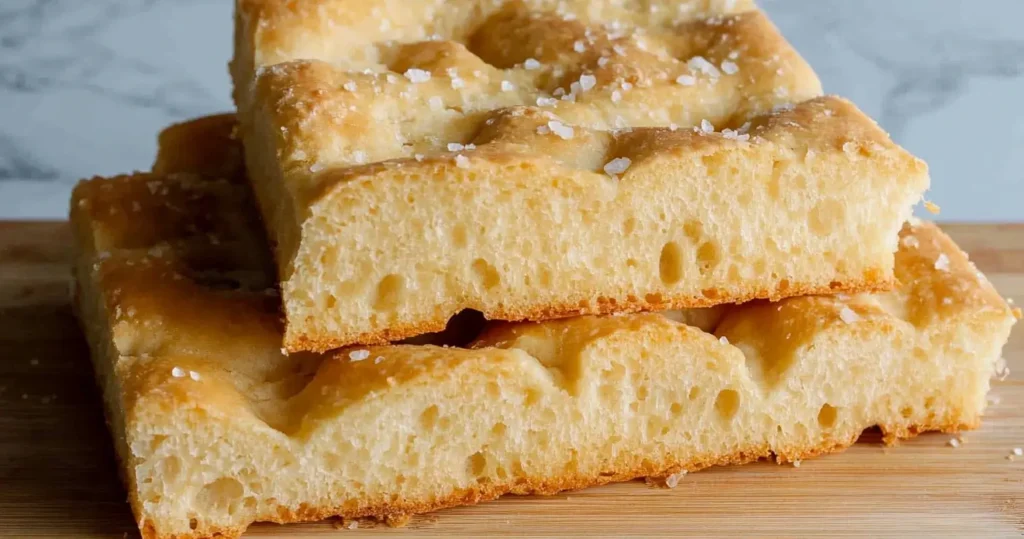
[0,0,1021,220]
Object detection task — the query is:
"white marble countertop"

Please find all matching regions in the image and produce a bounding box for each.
[1,0,1021,221]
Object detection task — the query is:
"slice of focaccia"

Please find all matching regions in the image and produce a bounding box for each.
[231,0,928,351]
[68,115,1012,539]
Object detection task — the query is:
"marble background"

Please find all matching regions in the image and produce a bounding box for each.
[0,0,1021,220]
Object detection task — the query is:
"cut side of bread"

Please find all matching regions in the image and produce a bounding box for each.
[70,116,1013,539]
[231,1,928,352]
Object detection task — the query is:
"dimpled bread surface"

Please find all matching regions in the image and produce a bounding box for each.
[231,0,929,352]
[69,115,1014,539]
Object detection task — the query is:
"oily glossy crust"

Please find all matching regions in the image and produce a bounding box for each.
[152,113,244,182]
[70,117,1012,539]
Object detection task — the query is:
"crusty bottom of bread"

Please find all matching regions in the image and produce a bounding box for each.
[134,418,971,539]
[285,270,892,354]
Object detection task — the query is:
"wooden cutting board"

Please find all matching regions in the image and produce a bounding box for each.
[1,222,1022,538]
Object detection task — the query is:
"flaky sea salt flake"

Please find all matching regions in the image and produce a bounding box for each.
[839,307,860,324]
[603,157,631,177]
[579,74,597,91]
[548,120,574,140]
[688,56,720,77]
[349,350,370,362]
[404,68,431,83]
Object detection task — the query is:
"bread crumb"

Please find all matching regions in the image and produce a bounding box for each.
[665,471,687,488]
[838,307,860,324]
[994,359,1010,381]
[924,200,941,214]
[171,367,186,378]
[934,253,950,272]
[349,350,370,362]
[403,68,431,83]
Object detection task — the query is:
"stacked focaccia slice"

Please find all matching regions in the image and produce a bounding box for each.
[230,0,929,352]
[69,114,1016,539]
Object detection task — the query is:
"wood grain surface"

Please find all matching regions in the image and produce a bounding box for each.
[1,222,1021,538]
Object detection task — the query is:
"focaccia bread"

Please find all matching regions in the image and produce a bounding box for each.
[231,1,929,352]
[69,116,1012,539]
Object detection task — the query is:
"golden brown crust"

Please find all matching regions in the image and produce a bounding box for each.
[152,114,243,181]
